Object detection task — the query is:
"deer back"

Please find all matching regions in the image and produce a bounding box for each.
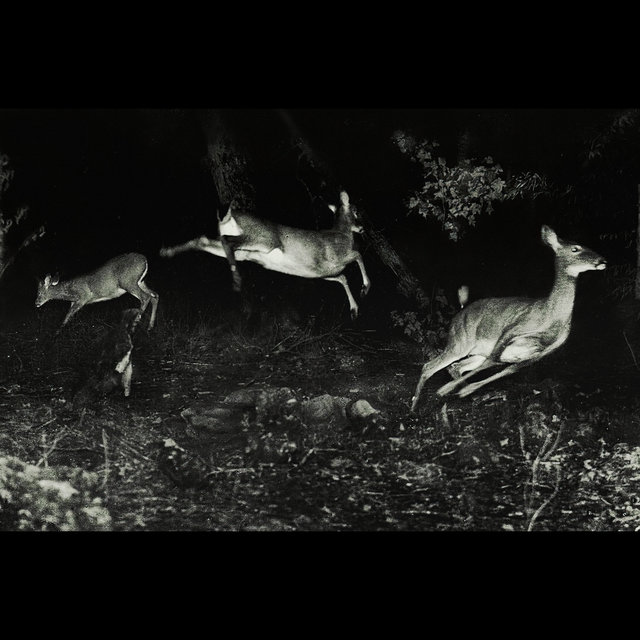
[451,296,551,355]
[218,191,360,272]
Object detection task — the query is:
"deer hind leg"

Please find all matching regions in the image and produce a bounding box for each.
[436,358,502,397]
[449,336,546,398]
[447,354,487,379]
[456,362,527,398]
[60,300,86,329]
[131,280,159,329]
[324,274,359,320]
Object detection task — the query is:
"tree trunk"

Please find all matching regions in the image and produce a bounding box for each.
[276,109,331,215]
[277,109,430,310]
[200,110,256,211]
[361,221,429,309]
[199,110,256,293]
[636,183,640,300]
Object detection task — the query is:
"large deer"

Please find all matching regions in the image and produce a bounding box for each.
[160,191,371,319]
[410,225,606,411]
[35,252,159,330]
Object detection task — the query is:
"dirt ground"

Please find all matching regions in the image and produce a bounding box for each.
[2,298,640,532]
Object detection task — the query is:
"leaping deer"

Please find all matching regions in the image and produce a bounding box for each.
[410,225,606,411]
[35,252,159,331]
[160,191,371,319]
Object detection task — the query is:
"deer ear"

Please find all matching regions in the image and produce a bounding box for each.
[541,225,560,250]
[328,204,337,213]
[339,191,350,207]
[50,273,60,286]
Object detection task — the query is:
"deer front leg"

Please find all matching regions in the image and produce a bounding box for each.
[61,301,86,328]
[354,253,371,297]
[220,234,242,292]
[456,362,527,398]
[324,274,359,320]
[137,282,158,329]
[147,294,158,329]
[122,361,133,396]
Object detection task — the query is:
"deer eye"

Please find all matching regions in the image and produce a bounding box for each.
[571,246,580,252]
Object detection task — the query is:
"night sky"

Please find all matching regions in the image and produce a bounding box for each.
[0,108,631,325]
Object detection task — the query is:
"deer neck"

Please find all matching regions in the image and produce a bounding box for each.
[544,260,578,324]
[48,283,76,301]
[333,211,354,236]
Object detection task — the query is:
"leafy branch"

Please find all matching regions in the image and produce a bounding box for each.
[0,152,45,282]
[392,131,555,242]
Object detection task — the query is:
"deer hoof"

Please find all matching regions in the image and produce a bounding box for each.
[350,307,359,321]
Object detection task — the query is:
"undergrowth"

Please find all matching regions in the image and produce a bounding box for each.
[2,297,640,531]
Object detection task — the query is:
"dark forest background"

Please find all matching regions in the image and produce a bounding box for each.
[0,108,637,330]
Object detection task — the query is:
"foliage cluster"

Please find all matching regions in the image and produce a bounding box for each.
[0,153,28,235]
[392,131,555,242]
[390,287,456,355]
[570,439,640,530]
[492,390,640,531]
[0,152,43,281]
[586,109,640,162]
[392,132,507,241]
[0,455,111,531]
[390,131,560,349]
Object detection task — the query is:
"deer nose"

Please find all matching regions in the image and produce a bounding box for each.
[596,259,607,270]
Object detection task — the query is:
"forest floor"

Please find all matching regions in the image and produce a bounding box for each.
[3,299,640,532]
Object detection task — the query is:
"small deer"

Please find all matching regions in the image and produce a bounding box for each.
[160,191,370,319]
[35,252,159,330]
[410,225,606,411]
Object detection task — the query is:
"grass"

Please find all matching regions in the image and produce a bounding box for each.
[2,294,640,531]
